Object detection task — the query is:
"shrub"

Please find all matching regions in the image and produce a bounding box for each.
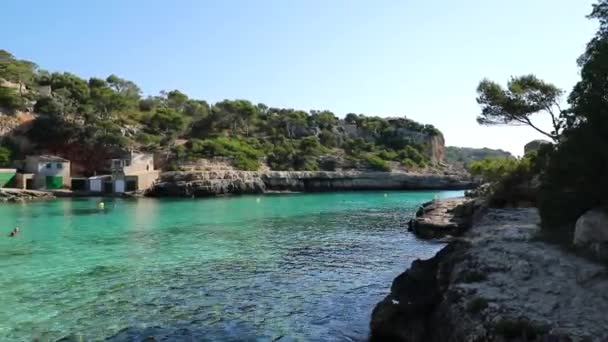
[0,86,26,112]
[233,153,260,171]
[34,96,63,115]
[293,156,319,171]
[467,154,542,207]
[466,297,489,314]
[458,270,487,283]
[402,158,417,169]
[186,137,263,170]
[397,145,427,165]
[364,154,391,171]
[0,146,10,166]
[467,157,531,183]
[318,130,339,148]
[493,319,547,340]
[135,132,162,147]
[378,150,398,161]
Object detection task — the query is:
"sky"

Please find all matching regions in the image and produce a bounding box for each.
[2,0,599,155]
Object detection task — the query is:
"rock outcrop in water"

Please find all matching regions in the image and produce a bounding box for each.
[146,170,476,197]
[371,202,608,341]
[408,197,479,239]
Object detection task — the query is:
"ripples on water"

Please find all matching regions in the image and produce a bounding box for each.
[0,191,459,341]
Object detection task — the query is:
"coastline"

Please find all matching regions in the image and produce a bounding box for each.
[146,170,476,197]
[0,170,476,201]
[370,199,608,341]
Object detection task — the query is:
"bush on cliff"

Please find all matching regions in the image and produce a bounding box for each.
[186,137,263,171]
[0,146,10,166]
[0,86,27,112]
[467,155,539,207]
[364,154,392,171]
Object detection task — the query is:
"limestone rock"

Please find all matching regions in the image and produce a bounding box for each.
[524,140,551,155]
[574,209,608,262]
[147,171,477,197]
[408,197,479,239]
[371,208,608,341]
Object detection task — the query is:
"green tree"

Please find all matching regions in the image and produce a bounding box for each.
[106,74,141,101]
[344,113,359,124]
[0,146,11,166]
[476,75,564,142]
[310,110,338,128]
[212,99,257,135]
[538,0,608,229]
[319,129,339,148]
[146,108,186,137]
[0,86,26,111]
[0,50,37,95]
[50,72,90,103]
[165,90,189,111]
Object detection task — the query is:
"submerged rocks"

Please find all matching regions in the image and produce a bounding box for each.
[574,208,608,262]
[408,197,479,239]
[147,170,476,197]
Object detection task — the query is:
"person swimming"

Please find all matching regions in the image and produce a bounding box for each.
[8,227,19,237]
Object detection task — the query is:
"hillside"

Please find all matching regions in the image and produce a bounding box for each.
[0,49,446,175]
[444,146,513,167]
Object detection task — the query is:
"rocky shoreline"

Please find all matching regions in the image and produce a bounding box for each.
[370,199,608,341]
[146,170,476,197]
[0,188,55,202]
[408,197,480,239]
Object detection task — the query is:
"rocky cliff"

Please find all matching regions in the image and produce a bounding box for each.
[147,170,476,197]
[371,202,608,341]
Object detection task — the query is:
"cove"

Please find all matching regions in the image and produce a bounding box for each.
[0,190,461,341]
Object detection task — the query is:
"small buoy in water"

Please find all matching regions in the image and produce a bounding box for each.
[256,197,261,203]
[98,202,105,209]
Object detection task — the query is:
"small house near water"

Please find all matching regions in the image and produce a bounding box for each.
[24,155,70,189]
[110,152,159,193]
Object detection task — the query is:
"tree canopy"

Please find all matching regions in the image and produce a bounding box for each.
[476,75,564,142]
[0,49,442,173]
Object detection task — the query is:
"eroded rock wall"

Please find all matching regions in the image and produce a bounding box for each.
[147,171,476,197]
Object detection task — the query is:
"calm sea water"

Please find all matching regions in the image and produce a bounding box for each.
[0,191,461,342]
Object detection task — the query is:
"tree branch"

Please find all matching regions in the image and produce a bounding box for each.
[522,116,557,141]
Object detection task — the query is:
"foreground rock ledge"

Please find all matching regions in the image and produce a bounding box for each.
[371,207,608,341]
[147,170,476,197]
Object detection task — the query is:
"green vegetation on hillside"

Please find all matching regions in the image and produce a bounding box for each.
[475,0,608,236]
[0,50,439,173]
[445,146,513,167]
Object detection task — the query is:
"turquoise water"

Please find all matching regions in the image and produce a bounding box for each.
[0,191,461,341]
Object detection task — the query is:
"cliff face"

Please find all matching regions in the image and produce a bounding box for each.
[371,205,608,341]
[147,170,475,197]
[426,134,444,164]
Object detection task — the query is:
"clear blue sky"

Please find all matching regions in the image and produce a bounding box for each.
[3,0,598,155]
